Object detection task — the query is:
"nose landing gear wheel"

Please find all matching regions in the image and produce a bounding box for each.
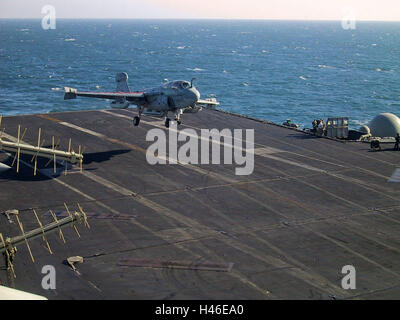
[133,116,140,126]
[165,117,170,128]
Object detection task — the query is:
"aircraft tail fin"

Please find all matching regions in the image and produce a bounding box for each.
[115,72,130,92]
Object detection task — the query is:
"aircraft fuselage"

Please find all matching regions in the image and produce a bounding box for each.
[144,80,200,111]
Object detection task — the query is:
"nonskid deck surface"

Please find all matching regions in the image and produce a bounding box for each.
[0,108,399,299]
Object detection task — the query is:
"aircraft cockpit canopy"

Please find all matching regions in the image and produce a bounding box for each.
[166,80,191,89]
[181,81,191,89]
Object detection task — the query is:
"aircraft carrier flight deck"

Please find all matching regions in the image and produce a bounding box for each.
[1,108,400,299]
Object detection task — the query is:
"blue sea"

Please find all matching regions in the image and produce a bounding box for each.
[1,19,400,129]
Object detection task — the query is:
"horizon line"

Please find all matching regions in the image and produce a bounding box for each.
[1,17,400,22]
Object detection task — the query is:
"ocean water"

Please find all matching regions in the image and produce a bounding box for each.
[1,19,400,129]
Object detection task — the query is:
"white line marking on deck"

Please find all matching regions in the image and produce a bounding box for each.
[59,121,107,139]
[389,168,400,182]
[100,109,327,174]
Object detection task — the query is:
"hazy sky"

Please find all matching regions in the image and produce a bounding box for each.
[1,0,399,21]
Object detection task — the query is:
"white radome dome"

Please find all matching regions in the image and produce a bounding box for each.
[369,113,400,137]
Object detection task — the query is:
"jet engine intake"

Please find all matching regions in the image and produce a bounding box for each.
[147,94,173,111]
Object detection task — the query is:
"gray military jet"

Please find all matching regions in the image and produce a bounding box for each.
[64,73,219,128]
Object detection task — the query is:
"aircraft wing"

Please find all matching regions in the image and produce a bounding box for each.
[64,87,146,104]
[196,99,220,106]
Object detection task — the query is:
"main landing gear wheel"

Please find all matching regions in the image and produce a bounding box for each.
[165,117,170,128]
[133,116,140,126]
[175,109,183,125]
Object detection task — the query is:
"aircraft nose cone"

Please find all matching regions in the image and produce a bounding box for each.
[192,88,200,102]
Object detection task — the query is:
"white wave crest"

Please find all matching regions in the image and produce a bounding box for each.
[186,67,205,72]
[318,64,334,69]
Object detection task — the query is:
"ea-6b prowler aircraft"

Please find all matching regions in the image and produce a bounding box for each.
[64,73,219,128]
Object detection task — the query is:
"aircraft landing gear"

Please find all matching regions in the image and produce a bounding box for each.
[133,107,144,127]
[133,116,140,126]
[165,117,170,128]
[175,109,183,125]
